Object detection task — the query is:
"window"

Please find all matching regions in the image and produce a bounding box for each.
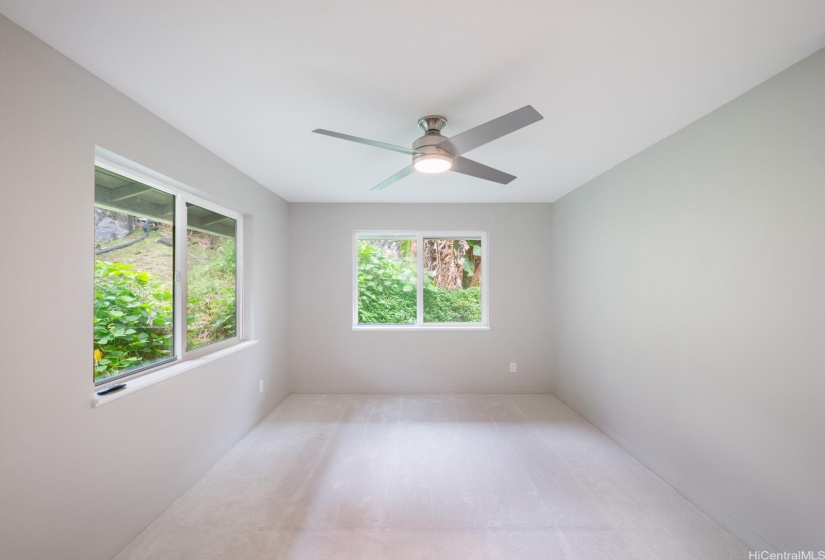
[94,159,242,388]
[354,231,488,329]
[186,203,237,350]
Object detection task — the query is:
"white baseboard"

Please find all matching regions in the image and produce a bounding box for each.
[552,387,777,553]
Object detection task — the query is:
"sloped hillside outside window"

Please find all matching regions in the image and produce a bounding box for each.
[186,203,237,351]
[94,161,242,388]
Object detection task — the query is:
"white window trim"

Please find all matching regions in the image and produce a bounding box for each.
[93,149,249,400]
[92,340,258,407]
[352,230,490,331]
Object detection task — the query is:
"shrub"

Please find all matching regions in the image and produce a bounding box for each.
[187,239,236,349]
[93,260,173,380]
[357,242,416,324]
[423,286,482,323]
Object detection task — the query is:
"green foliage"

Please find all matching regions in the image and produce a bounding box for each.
[463,239,481,287]
[187,239,237,350]
[357,241,481,324]
[423,286,482,323]
[357,242,416,324]
[94,260,173,380]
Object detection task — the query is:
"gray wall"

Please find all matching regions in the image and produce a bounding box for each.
[0,16,290,560]
[551,49,825,551]
[289,203,553,393]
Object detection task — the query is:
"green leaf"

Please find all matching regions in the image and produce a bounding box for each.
[463,259,475,276]
[473,245,481,257]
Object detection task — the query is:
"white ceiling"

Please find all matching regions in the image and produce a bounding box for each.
[2,1,824,203]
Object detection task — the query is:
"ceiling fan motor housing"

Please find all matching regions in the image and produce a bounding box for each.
[412,115,453,170]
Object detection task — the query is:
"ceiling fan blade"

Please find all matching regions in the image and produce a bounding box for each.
[371,165,416,191]
[451,157,516,185]
[438,105,543,157]
[313,129,419,156]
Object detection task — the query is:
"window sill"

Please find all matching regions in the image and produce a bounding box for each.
[91,340,258,408]
[352,325,490,332]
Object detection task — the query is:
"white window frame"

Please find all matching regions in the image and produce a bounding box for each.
[352,230,489,331]
[94,151,245,393]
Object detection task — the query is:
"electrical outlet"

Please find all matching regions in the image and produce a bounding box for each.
[509,362,517,373]
[259,380,264,393]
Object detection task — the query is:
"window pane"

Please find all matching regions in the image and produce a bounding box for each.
[186,203,237,350]
[357,237,417,324]
[94,167,175,383]
[423,238,482,323]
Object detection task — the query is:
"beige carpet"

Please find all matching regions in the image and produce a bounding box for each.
[114,394,750,559]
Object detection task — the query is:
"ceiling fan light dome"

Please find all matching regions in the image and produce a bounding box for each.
[414,153,452,174]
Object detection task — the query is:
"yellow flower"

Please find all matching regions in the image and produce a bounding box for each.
[94,349,103,363]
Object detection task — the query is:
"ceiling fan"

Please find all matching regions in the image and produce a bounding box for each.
[313,105,544,191]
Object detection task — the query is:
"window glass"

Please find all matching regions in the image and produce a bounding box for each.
[93,167,175,383]
[356,236,417,324]
[186,203,237,350]
[354,232,486,327]
[423,238,482,323]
